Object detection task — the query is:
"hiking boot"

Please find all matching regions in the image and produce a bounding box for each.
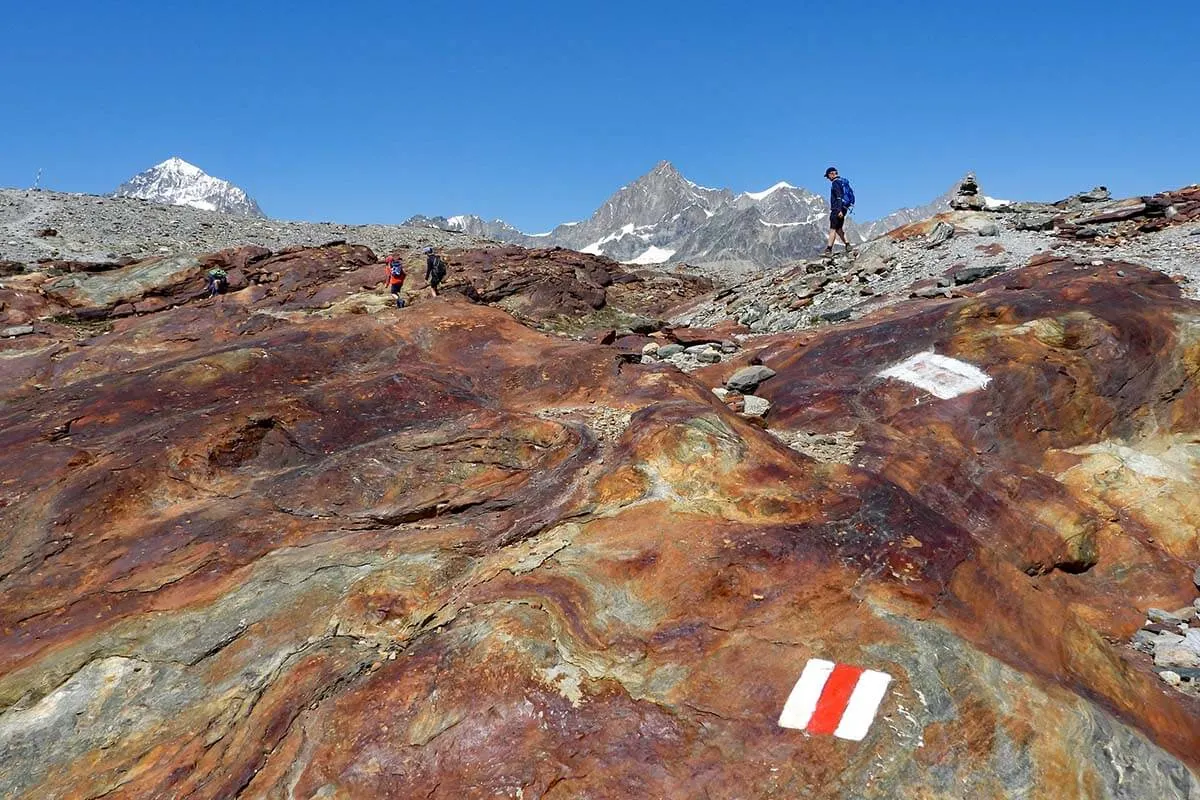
[823,246,833,255]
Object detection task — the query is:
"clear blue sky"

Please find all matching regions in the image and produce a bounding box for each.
[2,0,1196,230]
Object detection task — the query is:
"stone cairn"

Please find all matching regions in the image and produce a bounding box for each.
[949,173,986,211]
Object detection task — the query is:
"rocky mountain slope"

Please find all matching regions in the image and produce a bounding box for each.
[406,162,954,271]
[0,187,477,267]
[1,182,1199,799]
[115,158,267,217]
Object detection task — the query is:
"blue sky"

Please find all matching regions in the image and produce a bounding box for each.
[2,0,1196,230]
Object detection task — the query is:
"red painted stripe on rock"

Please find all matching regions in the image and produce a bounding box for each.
[806,663,864,735]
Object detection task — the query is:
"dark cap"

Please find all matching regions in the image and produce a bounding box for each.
[824,166,838,177]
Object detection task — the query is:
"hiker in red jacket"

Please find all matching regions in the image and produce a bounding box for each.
[384,255,406,308]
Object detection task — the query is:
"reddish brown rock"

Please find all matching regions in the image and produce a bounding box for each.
[0,247,1197,799]
[661,320,749,345]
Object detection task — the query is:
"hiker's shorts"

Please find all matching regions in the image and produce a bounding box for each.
[829,210,846,231]
[390,283,403,295]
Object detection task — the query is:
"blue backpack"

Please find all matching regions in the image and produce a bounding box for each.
[835,177,855,208]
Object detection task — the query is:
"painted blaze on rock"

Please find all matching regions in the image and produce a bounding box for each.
[779,659,893,741]
[878,351,992,399]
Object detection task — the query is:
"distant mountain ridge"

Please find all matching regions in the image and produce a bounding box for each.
[114,158,265,218]
[405,161,957,269]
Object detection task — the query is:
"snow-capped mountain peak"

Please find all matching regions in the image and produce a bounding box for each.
[114,158,266,218]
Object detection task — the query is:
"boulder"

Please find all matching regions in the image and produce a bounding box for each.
[741,394,771,418]
[926,221,956,247]
[954,264,1008,285]
[725,365,777,393]
[1014,213,1058,231]
[657,343,685,358]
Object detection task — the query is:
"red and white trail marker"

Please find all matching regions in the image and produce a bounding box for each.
[778,659,893,741]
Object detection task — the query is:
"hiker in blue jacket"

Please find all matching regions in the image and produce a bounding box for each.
[824,166,855,255]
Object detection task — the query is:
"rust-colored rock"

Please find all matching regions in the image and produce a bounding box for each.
[0,244,1198,798]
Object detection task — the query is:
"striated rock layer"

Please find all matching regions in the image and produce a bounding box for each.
[1,243,1199,798]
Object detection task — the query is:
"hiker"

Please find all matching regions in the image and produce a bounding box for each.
[205,267,228,297]
[384,255,407,308]
[823,166,855,254]
[424,246,447,297]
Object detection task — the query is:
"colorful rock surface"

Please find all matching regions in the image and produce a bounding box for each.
[0,244,1198,798]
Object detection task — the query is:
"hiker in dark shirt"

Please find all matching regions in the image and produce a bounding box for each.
[424,247,447,297]
[206,267,228,297]
[823,166,855,255]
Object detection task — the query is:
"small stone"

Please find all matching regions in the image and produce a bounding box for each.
[741,395,771,418]
[641,342,659,356]
[1154,630,1200,670]
[657,344,684,358]
[975,223,1000,237]
[697,349,721,364]
[684,343,717,354]
[726,365,776,393]
[1173,606,1198,623]
[1091,260,1104,267]
[1155,644,1200,670]
[1131,629,1160,654]
[1159,670,1182,687]
[712,387,730,401]
[1116,270,1126,277]
[720,341,738,354]
[1148,608,1185,626]
[818,308,852,324]
[1192,565,1200,590]
[1,324,34,337]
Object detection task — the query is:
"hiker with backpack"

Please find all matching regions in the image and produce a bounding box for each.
[824,166,855,255]
[385,255,407,308]
[424,247,448,297]
[205,267,228,298]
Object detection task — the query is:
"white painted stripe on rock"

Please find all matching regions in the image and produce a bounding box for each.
[832,669,892,741]
[879,351,991,399]
[777,658,834,730]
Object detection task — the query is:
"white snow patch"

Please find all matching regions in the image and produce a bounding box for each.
[758,220,805,228]
[743,181,795,201]
[446,215,468,229]
[581,223,639,254]
[983,196,1012,210]
[527,232,552,238]
[625,246,677,265]
[879,352,991,400]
